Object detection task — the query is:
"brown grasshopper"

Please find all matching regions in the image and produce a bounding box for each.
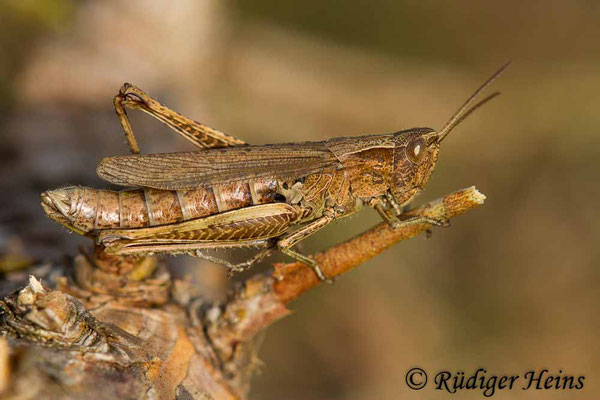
[41,63,508,280]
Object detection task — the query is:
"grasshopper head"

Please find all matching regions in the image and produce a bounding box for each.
[390,128,440,206]
[389,62,509,207]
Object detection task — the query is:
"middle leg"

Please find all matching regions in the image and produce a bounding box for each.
[276,210,337,281]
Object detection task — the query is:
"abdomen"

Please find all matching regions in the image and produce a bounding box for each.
[42,179,278,234]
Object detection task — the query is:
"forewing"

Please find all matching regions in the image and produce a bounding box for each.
[97,142,342,190]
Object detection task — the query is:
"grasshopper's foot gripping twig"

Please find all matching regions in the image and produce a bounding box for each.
[279,247,331,282]
[275,211,338,283]
[370,197,450,230]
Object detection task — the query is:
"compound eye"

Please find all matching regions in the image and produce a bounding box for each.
[406,137,426,163]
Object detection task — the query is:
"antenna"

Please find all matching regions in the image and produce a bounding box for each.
[436,61,510,142]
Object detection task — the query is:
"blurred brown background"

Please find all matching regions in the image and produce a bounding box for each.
[1,1,599,399]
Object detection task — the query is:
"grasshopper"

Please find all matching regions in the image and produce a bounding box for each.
[41,63,508,280]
